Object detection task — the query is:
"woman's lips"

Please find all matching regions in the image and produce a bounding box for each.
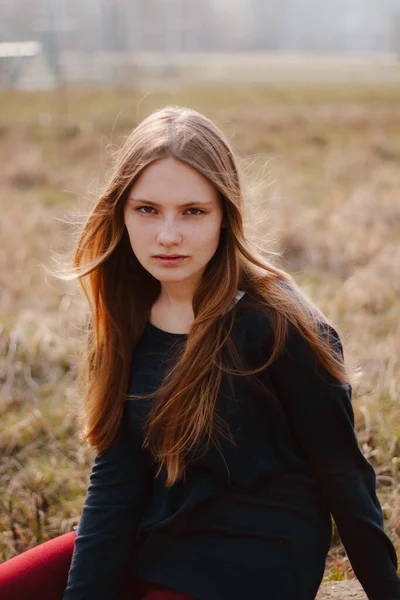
[153,256,188,266]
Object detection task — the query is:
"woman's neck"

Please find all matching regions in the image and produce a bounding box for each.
[149,299,194,335]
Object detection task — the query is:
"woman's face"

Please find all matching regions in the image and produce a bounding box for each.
[123,156,224,296]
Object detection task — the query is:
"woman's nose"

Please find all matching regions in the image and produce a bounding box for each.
[157,220,183,244]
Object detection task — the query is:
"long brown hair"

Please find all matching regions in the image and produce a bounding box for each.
[58,106,354,487]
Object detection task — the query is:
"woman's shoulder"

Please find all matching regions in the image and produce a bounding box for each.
[231,292,275,341]
[232,290,338,353]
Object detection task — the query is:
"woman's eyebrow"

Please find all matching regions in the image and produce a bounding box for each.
[129,197,213,208]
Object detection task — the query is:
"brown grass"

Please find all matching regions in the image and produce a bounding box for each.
[0,83,399,580]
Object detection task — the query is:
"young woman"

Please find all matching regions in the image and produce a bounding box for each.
[1,106,399,600]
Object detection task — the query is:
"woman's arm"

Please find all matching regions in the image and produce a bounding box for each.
[266,321,400,600]
[62,404,152,600]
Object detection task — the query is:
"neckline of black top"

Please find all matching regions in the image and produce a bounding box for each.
[146,321,188,342]
[146,291,247,342]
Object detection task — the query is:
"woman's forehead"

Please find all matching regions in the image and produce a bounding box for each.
[129,157,220,204]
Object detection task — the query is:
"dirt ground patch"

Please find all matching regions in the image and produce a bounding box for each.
[316,580,365,599]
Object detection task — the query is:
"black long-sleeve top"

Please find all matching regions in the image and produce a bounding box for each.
[62,293,400,600]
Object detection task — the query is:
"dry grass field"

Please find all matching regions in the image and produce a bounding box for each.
[0,82,400,589]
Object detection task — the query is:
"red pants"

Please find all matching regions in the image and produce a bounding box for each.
[0,531,194,600]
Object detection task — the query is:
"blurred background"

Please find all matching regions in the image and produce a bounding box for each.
[1,0,400,88]
[1,0,400,587]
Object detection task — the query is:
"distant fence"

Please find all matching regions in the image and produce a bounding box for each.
[2,51,400,91]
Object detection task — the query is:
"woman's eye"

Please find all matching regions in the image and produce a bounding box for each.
[137,206,155,214]
[186,208,204,215]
